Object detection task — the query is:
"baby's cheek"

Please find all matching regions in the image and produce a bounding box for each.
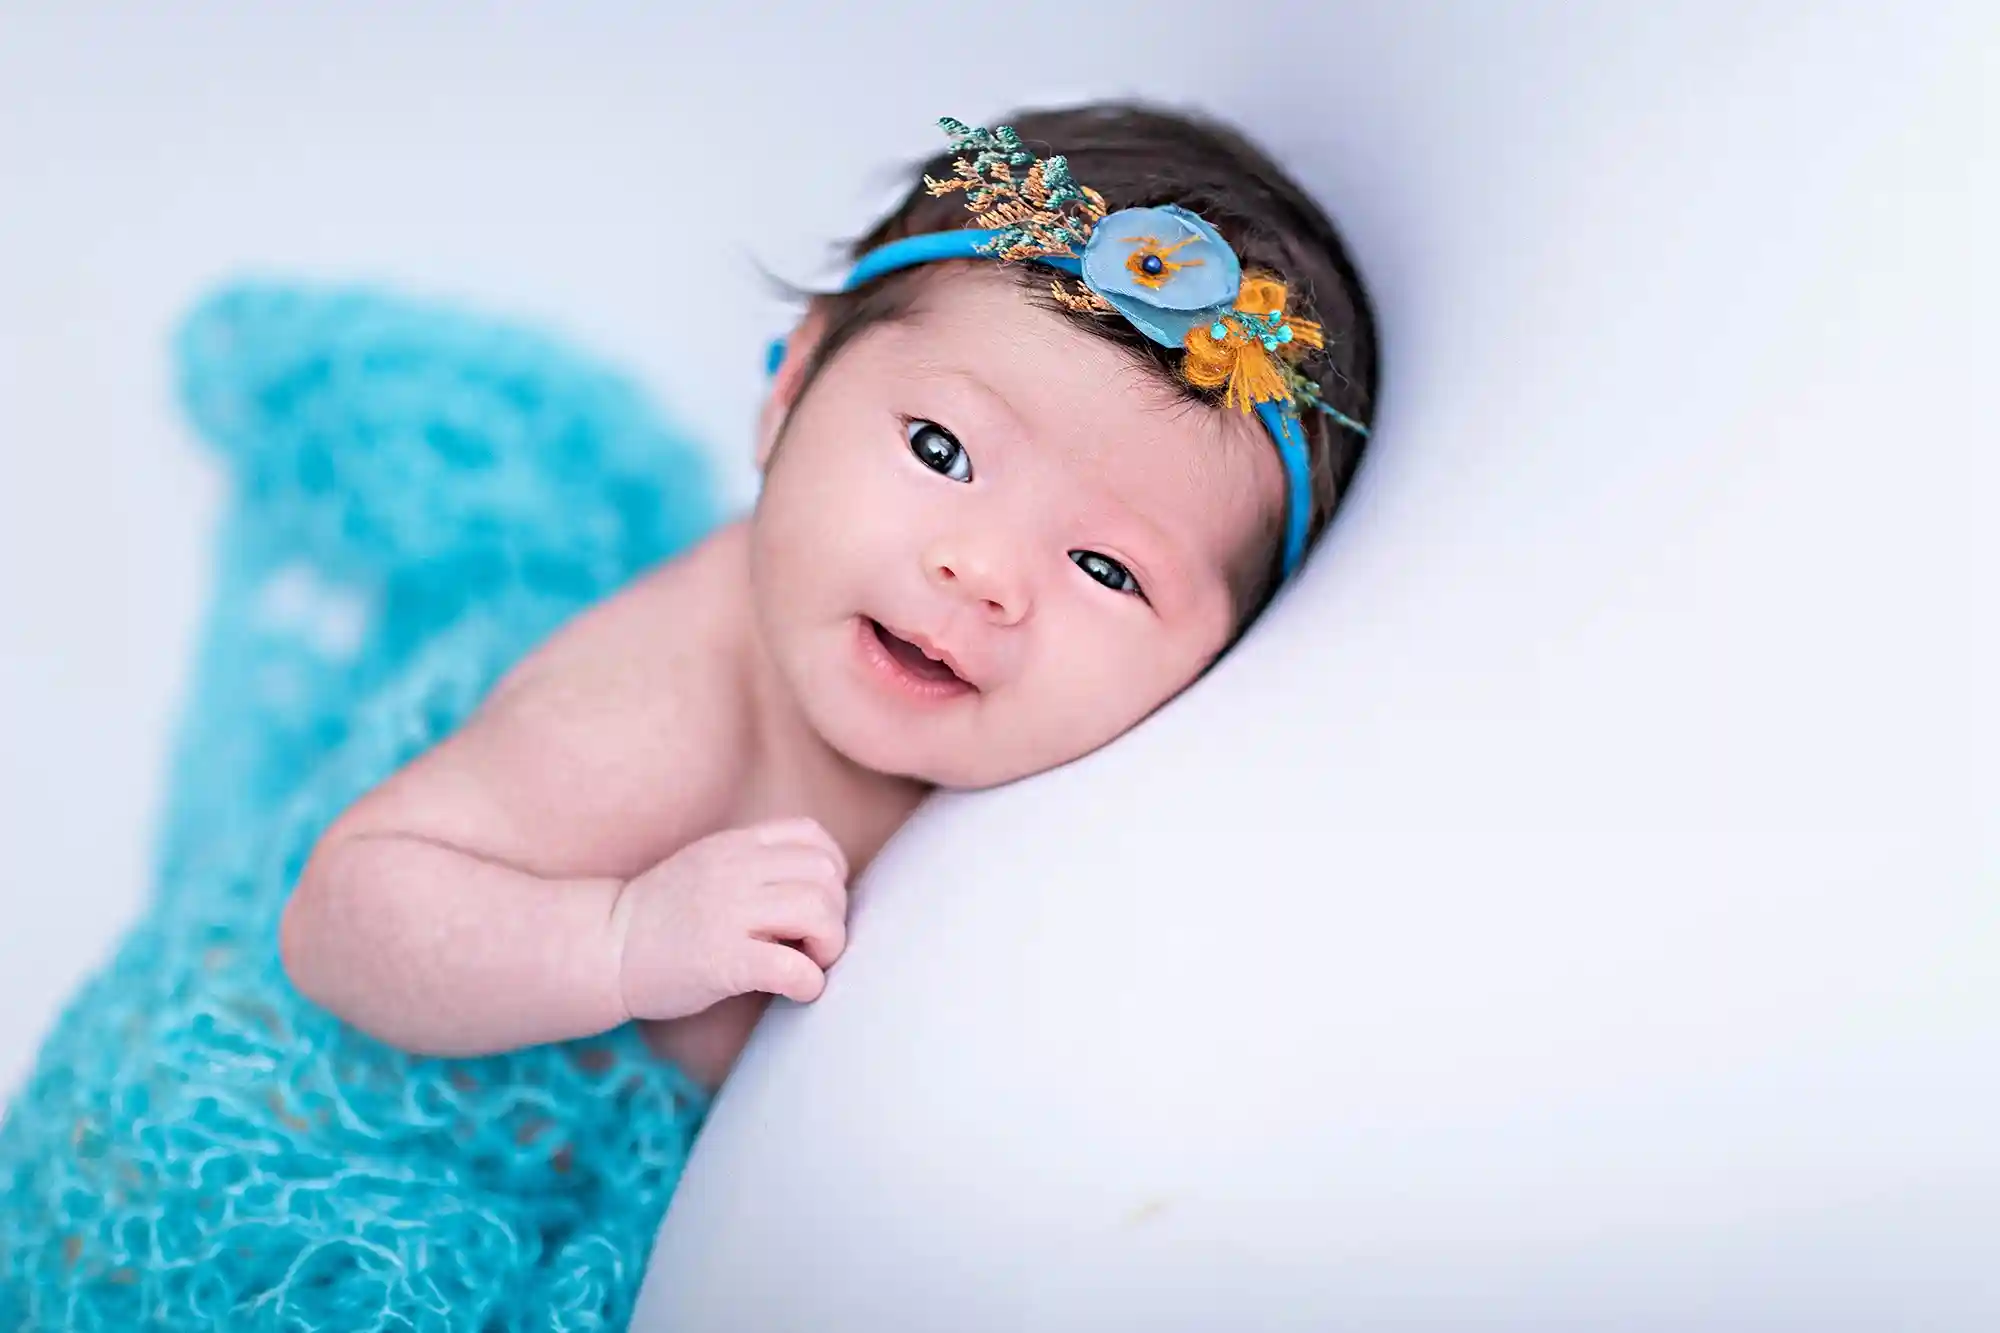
[764,434,873,547]
[1036,629,1173,748]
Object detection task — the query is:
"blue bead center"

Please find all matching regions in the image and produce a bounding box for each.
[1140,254,1164,275]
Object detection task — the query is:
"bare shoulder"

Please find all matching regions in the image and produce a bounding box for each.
[487,520,747,727]
[331,521,758,879]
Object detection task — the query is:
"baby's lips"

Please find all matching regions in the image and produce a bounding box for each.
[879,620,979,689]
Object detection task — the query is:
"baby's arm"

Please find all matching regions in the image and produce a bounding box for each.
[280,565,847,1057]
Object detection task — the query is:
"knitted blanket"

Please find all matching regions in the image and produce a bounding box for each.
[0,281,721,1331]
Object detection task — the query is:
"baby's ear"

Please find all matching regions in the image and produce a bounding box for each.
[755,305,832,472]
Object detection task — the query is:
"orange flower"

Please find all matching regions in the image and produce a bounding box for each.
[1180,277,1319,412]
[1235,276,1290,317]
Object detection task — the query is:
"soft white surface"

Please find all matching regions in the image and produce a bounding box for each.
[640,6,2000,1333]
[1,4,1994,1330]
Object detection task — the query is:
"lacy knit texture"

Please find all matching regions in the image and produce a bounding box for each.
[0,281,721,1331]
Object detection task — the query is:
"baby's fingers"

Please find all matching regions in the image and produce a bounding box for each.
[751,816,850,882]
[744,845,849,893]
[746,882,848,969]
[737,941,828,1005]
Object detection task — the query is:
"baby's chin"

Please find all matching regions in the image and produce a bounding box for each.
[808,701,1025,790]
[790,679,1053,790]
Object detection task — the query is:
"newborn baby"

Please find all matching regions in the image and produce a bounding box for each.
[280,104,1378,1090]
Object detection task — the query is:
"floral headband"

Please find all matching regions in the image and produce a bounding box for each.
[777,117,1370,579]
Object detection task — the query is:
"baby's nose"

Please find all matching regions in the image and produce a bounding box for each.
[926,544,1028,626]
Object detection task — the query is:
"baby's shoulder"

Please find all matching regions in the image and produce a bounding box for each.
[473,523,760,831]
[534,524,743,673]
[325,525,759,882]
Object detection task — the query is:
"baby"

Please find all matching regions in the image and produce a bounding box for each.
[280,104,1377,1090]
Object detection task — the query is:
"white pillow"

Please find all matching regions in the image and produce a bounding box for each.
[637,6,2000,1330]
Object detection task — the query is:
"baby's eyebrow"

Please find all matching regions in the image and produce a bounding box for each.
[918,362,1033,443]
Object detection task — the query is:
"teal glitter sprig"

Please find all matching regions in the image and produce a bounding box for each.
[1280,362,1371,437]
[940,117,1033,177]
[926,116,1107,262]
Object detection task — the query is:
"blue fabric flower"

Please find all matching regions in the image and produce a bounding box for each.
[1080,205,1243,348]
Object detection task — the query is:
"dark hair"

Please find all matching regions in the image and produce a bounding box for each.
[790,101,1378,621]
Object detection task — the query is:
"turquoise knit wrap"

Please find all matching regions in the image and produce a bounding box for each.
[0,280,721,1331]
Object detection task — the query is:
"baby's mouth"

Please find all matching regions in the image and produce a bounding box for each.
[869,619,970,688]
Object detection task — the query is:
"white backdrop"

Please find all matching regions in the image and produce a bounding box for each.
[2,4,1995,1330]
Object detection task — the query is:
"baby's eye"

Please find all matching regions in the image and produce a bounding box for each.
[906,420,972,483]
[1070,550,1143,597]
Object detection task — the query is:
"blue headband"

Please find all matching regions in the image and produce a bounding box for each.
[769,117,1369,581]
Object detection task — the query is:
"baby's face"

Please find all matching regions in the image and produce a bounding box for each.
[749,266,1281,788]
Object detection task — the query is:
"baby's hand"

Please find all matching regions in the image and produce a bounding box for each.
[613,818,851,1022]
